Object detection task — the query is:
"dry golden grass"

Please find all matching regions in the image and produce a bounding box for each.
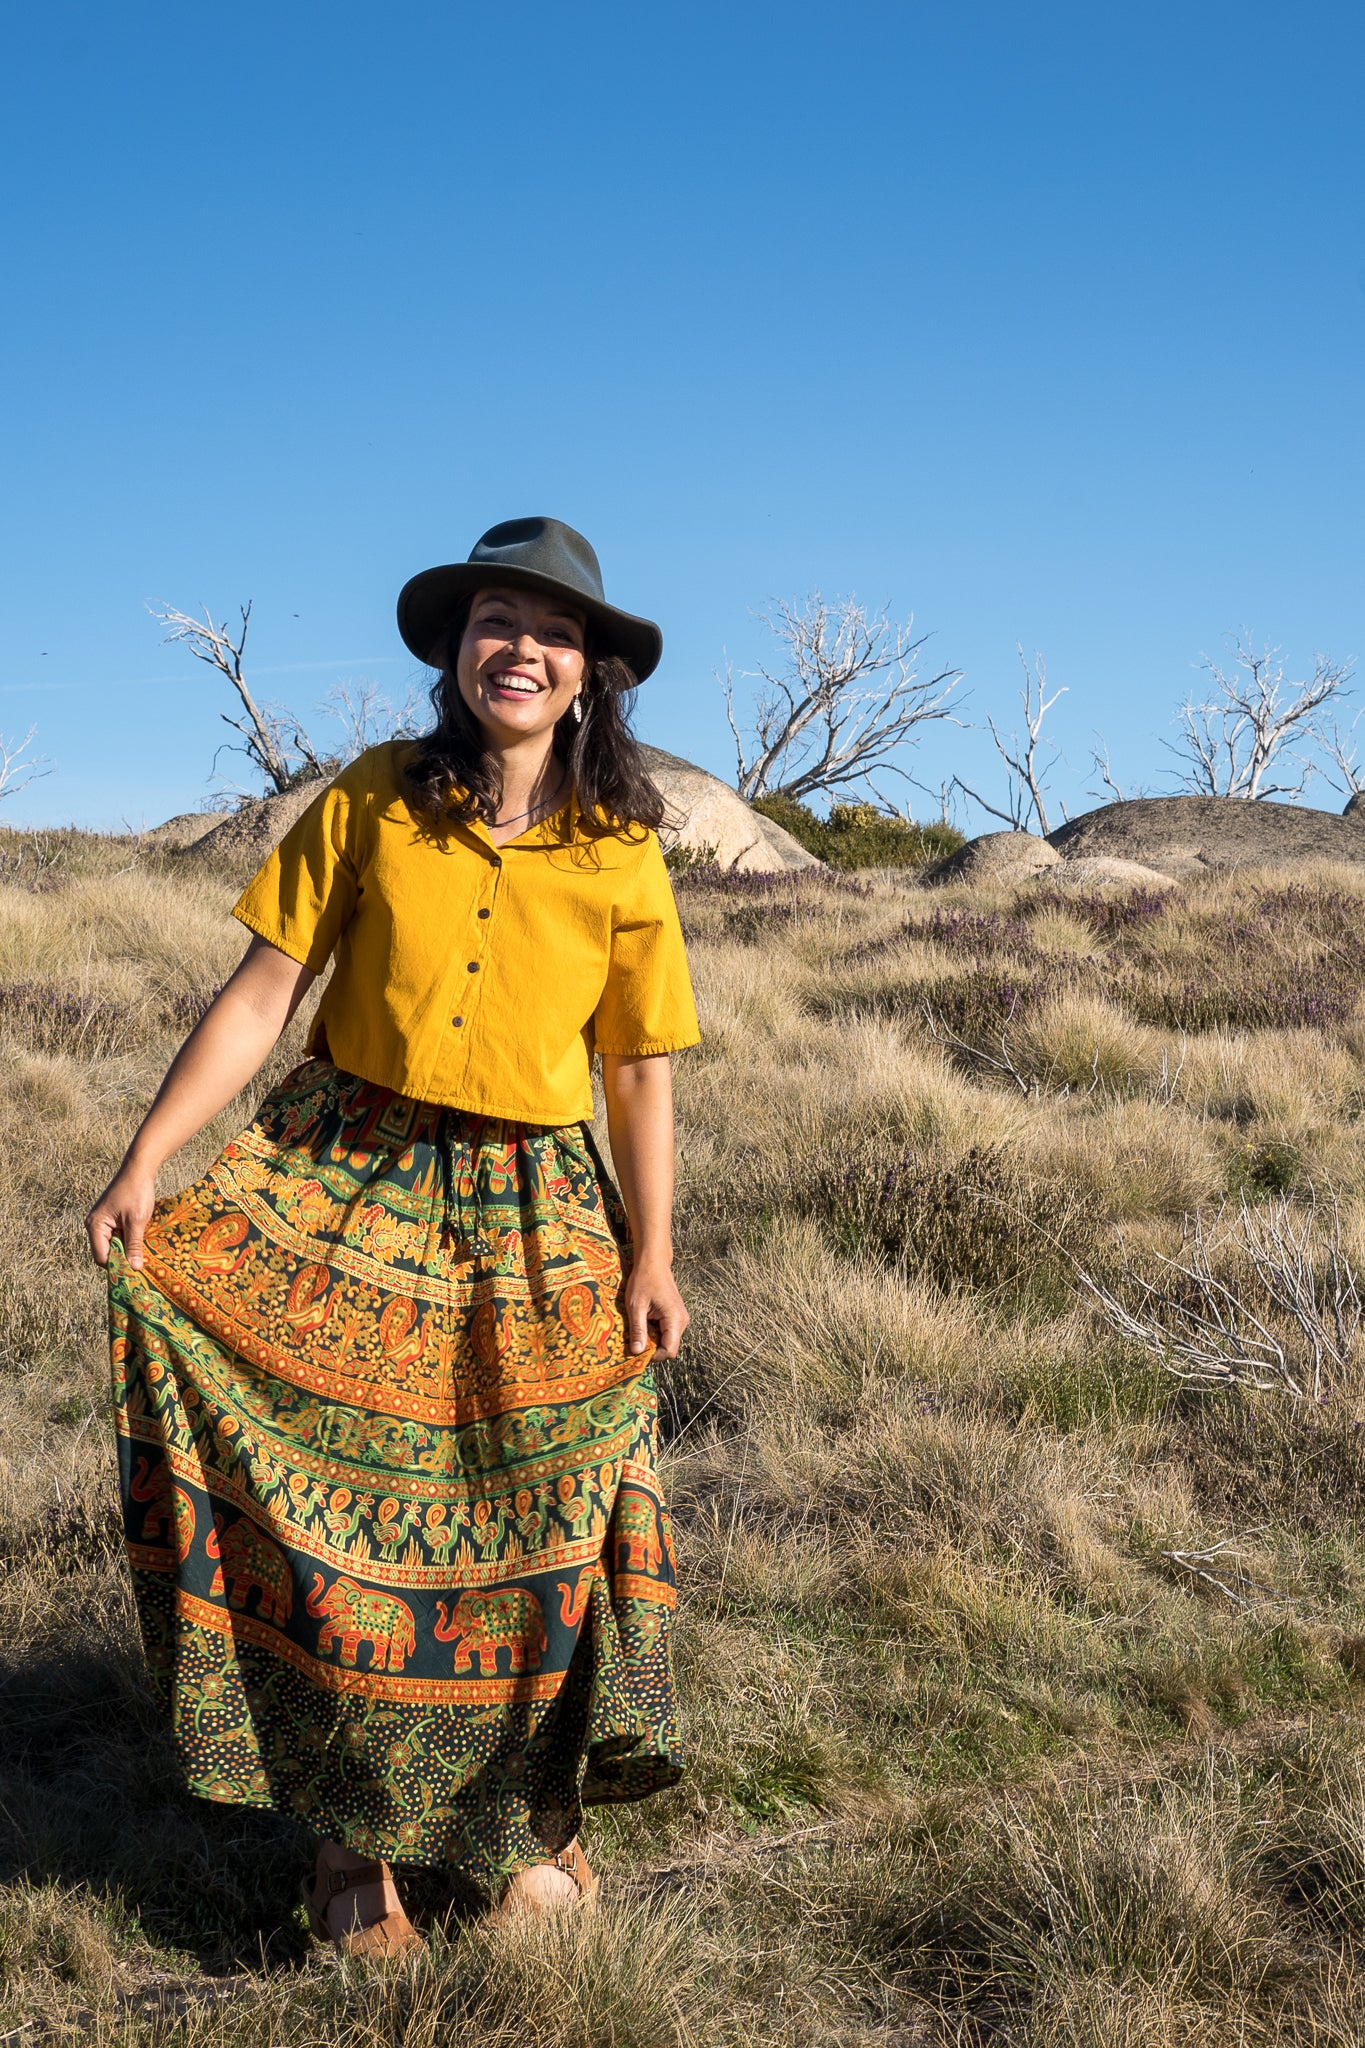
[7,826,1365,2042]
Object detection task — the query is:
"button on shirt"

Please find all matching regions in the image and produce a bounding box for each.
[232,741,701,1126]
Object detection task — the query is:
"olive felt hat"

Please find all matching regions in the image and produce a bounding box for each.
[396,516,663,681]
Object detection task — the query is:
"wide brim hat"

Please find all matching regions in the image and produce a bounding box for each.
[396,516,662,682]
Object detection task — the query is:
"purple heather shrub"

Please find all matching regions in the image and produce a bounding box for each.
[851,908,1040,964]
[1026,888,1174,937]
[803,1141,1104,1303]
[916,965,1064,1043]
[1253,885,1363,938]
[165,986,222,1025]
[677,870,1365,1043]
[674,864,873,899]
[0,981,219,1055]
[0,984,132,1051]
[1115,969,1363,1034]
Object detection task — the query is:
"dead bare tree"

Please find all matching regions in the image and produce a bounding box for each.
[953,647,1066,834]
[319,678,426,764]
[1087,741,1159,804]
[1316,713,1365,800]
[723,594,963,805]
[1087,737,1157,805]
[1164,633,1354,800]
[149,601,331,795]
[0,726,51,802]
[908,774,962,829]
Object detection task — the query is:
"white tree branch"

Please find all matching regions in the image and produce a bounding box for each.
[0,726,52,802]
[724,592,964,806]
[956,647,1065,834]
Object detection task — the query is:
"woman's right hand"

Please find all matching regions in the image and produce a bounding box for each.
[86,1161,157,1270]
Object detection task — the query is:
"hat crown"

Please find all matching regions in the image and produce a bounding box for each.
[467,517,606,607]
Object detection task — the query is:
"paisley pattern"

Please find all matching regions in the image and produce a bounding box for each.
[108,1058,681,1879]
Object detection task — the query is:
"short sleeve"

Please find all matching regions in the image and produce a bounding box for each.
[231,765,366,974]
[592,834,701,1058]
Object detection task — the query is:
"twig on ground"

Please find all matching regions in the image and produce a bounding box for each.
[662,1350,765,1450]
[1154,1033,1189,1106]
[1159,1533,1283,1609]
[923,1003,1102,1101]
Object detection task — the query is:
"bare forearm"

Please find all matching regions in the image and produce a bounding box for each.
[88,935,314,1268]
[600,1053,687,1357]
[601,1054,675,1260]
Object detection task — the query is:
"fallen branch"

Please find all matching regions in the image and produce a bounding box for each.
[1076,1194,1359,1401]
[1153,1032,1189,1107]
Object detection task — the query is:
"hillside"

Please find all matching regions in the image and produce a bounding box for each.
[4,827,1365,2042]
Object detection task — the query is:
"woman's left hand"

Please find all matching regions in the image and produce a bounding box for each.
[623,1256,690,1360]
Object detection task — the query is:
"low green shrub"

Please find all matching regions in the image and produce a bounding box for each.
[661,839,718,876]
[753,794,964,870]
[1227,1139,1304,1200]
[1014,1340,1171,1430]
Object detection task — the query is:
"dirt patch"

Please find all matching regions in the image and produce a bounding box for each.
[178,781,327,870]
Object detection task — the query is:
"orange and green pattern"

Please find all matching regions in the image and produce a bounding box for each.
[108,1058,681,1879]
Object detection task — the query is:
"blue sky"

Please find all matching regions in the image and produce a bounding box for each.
[1,0,1362,830]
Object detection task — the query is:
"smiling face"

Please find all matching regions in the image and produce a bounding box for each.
[454,585,588,748]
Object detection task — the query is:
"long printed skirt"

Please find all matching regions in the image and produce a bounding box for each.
[108,1058,682,1880]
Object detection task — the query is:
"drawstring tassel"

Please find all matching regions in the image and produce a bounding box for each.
[436,1113,496,1261]
[437,1116,458,1251]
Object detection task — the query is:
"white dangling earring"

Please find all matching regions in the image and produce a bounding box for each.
[572,693,584,725]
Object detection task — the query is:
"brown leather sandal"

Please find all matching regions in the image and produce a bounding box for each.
[301,1849,426,1959]
[490,1838,598,1919]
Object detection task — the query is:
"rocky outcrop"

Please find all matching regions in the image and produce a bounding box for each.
[920,830,1061,886]
[1047,855,1179,890]
[1046,795,1365,876]
[175,746,818,876]
[923,794,1365,890]
[638,746,818,872]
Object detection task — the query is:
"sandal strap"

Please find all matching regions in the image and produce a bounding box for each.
[337,1910,425,1959]
[325,1858,388,1896]
[551,1842,593,1894]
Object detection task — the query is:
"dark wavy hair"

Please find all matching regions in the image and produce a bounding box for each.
[403,597,667,838]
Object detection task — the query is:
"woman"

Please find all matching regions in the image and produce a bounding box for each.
[87,517,700,1955]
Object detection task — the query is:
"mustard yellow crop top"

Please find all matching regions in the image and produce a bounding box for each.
[232,741,700,1126]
